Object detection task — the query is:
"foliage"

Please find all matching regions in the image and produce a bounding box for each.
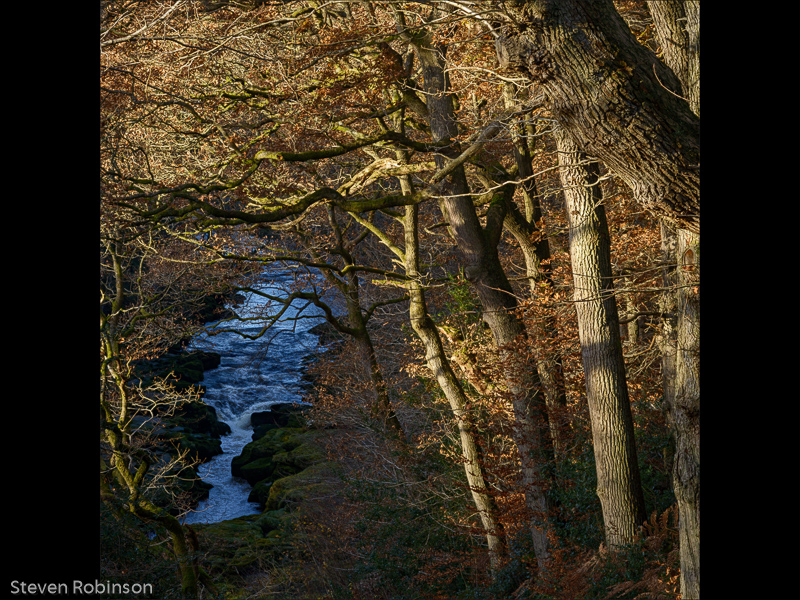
[100,1,697,597]
[443,271,482,326]
[572,506,681,600]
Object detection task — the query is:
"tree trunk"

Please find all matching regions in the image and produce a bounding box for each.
[497,0,700,235]
[673,228,700,597]
[353,127,508,567]
[647,5,700,595]
[354,327,405,439]
[647,1,700,116]
[326,205,405,440]
[130,500,199,598]
[556,128,647,549]
[402,187,507,569]
[659,221,678,418]
[500,83,570,458]
[406,25,555,570]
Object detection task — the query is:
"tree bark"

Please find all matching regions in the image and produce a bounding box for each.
[404,22,555,570]
[673,228,700,597]
[497,0,700,234]
[647,1,700,116]
[556,128,647,549]
[647,4,700,596]
[500,82,569,457]
[402,181,507,569]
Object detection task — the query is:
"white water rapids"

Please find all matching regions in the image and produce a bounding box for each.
[181,271,325,525]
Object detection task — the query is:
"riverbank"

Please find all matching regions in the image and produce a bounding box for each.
[127,288,351,596]
[124,289,244,512]
[181,320,348,596]
[189,423,343,594]
[129,348,232,511]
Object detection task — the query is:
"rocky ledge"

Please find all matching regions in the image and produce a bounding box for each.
[192,416,341,581]
[231,403,331,509]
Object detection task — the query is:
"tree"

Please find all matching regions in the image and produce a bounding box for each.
[496,0,699,591]
[298,203,407,439]
[99,221,225,598]
[555,127,647,549]
[392,139,508,567]
[495,0,699,235]
[100,2,696,594]
[398,10,557,570]
[647,3,700,597]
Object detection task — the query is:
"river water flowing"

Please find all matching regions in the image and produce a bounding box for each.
[182,271,325,525]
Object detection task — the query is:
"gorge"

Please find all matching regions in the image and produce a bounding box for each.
[182,270,327,525]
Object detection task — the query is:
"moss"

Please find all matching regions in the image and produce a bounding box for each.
[194,515,290,575]
[170,400,231,438]
[232,427,305,474]
[271,439,326,474]
[239,457,276,486]
[265,461,338,512]
[240,431,330,505]
[248,479,273,507]
[231,427,327,479]
[254,508,289,535]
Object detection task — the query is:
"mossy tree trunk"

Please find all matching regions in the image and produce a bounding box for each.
[100,239,219,599]
[396,144,507,570]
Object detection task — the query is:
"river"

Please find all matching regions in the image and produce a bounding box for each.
[182,270,326,525]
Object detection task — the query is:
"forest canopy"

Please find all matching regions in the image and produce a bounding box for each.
[100,1,699,598]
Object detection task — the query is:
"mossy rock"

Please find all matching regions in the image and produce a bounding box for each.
[157,355,204,384]
[250,404,310,441]
[251,403,310,428]
[156,401,230,464]
[248,479,273,506]
[144,350,221,390]
[244,436,328,505]
[193,350,222,370]
[239,457,277,486]
[271,440,326,475]
[253,508,289,536]
[251,422,279,440]
[194,515,288,575]
[231,427,305,477]
[265,461,338,512]
[180,472,213,505]
[169,401,231,438]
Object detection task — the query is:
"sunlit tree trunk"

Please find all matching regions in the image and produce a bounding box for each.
[403,19,555,570]
[397,150,506,569]
[556,128,647,550]
[648,3,700,595]
[497,0,700,570]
